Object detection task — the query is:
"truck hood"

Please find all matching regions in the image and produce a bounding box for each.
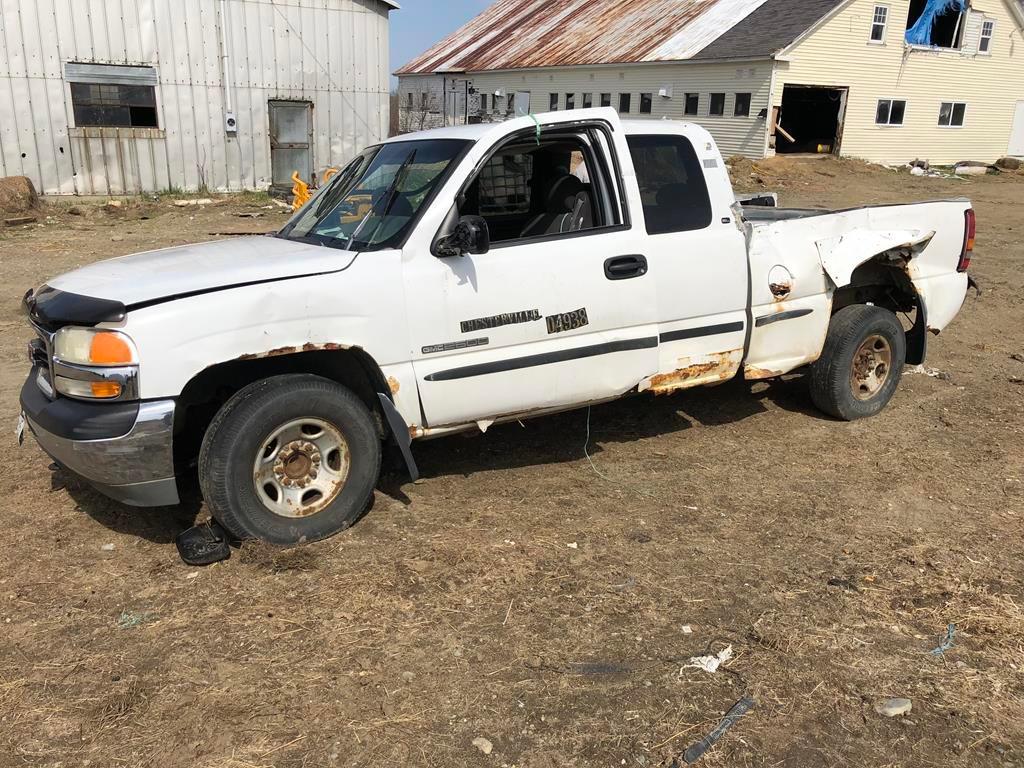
[47,235,355,308]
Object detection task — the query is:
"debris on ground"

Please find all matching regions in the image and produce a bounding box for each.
[4,215,38,226]
[173,198,214,207]
[0,175,38,213]
[100,543,115,552]
[906,364,950,380]
[681,645,733,675]
[929,623,956,655]
[875,698,913,717]
[471,736,493,755]
[671,696,755,765]
[996,157,1022,171]
[175,522,231,566]
[116,610,156,629]
[104,200,123,211]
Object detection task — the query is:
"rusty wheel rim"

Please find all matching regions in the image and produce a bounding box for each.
[850,334,892,401]
[253,418,350,518]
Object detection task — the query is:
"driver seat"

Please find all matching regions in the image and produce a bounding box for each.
[520,175,594,238]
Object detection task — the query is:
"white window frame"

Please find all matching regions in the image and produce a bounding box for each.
[869,5,889,44]
[938,101,967,128]
[875,98,906,126]
[979,19,995,54]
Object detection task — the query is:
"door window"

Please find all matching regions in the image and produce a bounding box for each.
[626,135,712,234]
[458,133,619,244]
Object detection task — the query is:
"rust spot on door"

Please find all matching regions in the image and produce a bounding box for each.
[647,351,740,394]
[387,376,401,394]
[769,282,792,300]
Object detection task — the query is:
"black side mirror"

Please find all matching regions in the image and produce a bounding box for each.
[436,215,490,257]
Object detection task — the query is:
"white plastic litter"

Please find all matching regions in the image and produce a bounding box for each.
[682,645,733,674]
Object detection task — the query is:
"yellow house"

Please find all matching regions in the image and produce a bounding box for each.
[396,0,1024,164]
[772,0,1024,163]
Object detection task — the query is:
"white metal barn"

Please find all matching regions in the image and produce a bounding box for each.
[0,0,397,196]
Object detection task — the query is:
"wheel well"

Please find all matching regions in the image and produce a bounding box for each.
[832,258,926,365]
[173,348,390,475]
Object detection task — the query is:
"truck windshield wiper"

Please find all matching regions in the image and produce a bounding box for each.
[344,148,418,251]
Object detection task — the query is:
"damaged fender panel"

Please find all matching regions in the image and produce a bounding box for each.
[641,349,743,394]
[816,229,935,289]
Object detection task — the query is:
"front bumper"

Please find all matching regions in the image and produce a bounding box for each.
[20,370,179,507]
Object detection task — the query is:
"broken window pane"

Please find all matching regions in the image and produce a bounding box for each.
[734,93,751,117]
[619,93,631,113]
[640,93,653,114]
[709,93,725,116]
[875,99,906,125]
[905,0,965,48]
[70,82,159,128]
[871,5,889,41]
[684,93,699,115]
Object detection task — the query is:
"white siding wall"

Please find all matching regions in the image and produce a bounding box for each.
[398,60,773,158]
[0,0,392,195]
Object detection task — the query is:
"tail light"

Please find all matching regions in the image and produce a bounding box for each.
[958,208,976,272]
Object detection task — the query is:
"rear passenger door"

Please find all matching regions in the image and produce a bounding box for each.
[625,132,750,391]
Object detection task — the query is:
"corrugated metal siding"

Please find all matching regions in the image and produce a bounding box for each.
[0,0,392,195]
[394,0,771,74]
[398,60,773,157]
[773,0,1024,164]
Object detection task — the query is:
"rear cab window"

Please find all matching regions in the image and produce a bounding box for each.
[625,134,712,234]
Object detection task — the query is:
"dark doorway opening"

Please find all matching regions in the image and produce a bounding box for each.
[775,85,848,155]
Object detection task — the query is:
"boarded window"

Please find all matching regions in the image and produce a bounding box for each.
[875,99,906,125]
[619,93,631,113]
[734,93,751,117]
[626,134,712,234]
[565,93,576,109]
[684,93,699,116]
[870,5,889,41]
[938,101,966,127]
[600,93,612,108]
[709,93,725,116]
[639,93,653,114]
[549,93,559,111]
[71,83,158,128]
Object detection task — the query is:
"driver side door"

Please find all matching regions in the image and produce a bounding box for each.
[401,116,657,429]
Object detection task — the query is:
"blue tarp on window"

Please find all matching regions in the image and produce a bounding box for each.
[905,0,966,45]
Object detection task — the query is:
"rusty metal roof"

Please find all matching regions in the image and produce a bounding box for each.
[395,0,777,75]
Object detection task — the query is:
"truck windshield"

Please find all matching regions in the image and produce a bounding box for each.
[278,139,469,251]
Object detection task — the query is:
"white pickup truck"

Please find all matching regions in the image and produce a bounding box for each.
[22,108,976,544]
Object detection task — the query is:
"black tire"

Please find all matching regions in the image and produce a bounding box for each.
[809,304,906,421]
[198,374,381,544]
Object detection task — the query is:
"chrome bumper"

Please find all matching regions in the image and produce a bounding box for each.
[25,399,179,507]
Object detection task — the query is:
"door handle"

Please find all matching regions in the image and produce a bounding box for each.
[604,254,648,280]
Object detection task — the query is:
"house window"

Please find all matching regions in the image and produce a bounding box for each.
[979,20,994,53]
[905,0,964,48]
[582,93,593,109]
[639,93,653,114]
[734,93,751,117]
[70,82,158,128]
[619,93,632,113]
[709,93,725,116]
[600,93,612,108]
[875,99,906,125]
[565,93,575,109]
[684,93,699,115]
[938,101,966,127]
[870,5,889,42]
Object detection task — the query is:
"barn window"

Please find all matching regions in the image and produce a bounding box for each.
[875,99,906,125]
[600,93,612,108]
[734,93,752,117]
[639,93,653,114]
[565,93,576,109]
[709,93,725,116]
[619,93,632,113]
[979,20,994,53]
[684,93,699,115]
[870,5,889,42]
[66,63,159,129]
[582,93,593,109]
[938,101,966,127]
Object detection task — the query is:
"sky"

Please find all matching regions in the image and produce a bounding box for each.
[389,0,492,84]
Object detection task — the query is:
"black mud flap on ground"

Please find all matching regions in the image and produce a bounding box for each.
[176,521,232,566]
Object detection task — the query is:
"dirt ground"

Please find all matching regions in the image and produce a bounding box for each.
[1,158,1022,768]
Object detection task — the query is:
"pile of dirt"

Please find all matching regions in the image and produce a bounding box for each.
[0,175,38,213]
[728,154,896,196]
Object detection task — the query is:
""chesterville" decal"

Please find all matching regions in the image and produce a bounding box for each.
[460,309,541,334]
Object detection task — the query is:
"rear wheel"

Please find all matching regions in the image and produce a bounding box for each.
[809,304,906,421]
[198,374,381,544]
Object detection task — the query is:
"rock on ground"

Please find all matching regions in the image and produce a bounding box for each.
[0,176,38,213]
[875,698,913,717]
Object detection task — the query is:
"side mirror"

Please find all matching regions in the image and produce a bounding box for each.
[436,215,490,257]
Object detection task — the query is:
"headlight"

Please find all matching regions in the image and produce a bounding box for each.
[52,328,138,400]
[54,328,137,367]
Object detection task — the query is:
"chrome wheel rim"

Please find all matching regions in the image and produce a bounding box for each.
[252,418,350,518]
[850,334,892,401]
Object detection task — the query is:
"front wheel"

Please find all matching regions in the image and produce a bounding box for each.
[198,374,381,544]
[809,304,907,421]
